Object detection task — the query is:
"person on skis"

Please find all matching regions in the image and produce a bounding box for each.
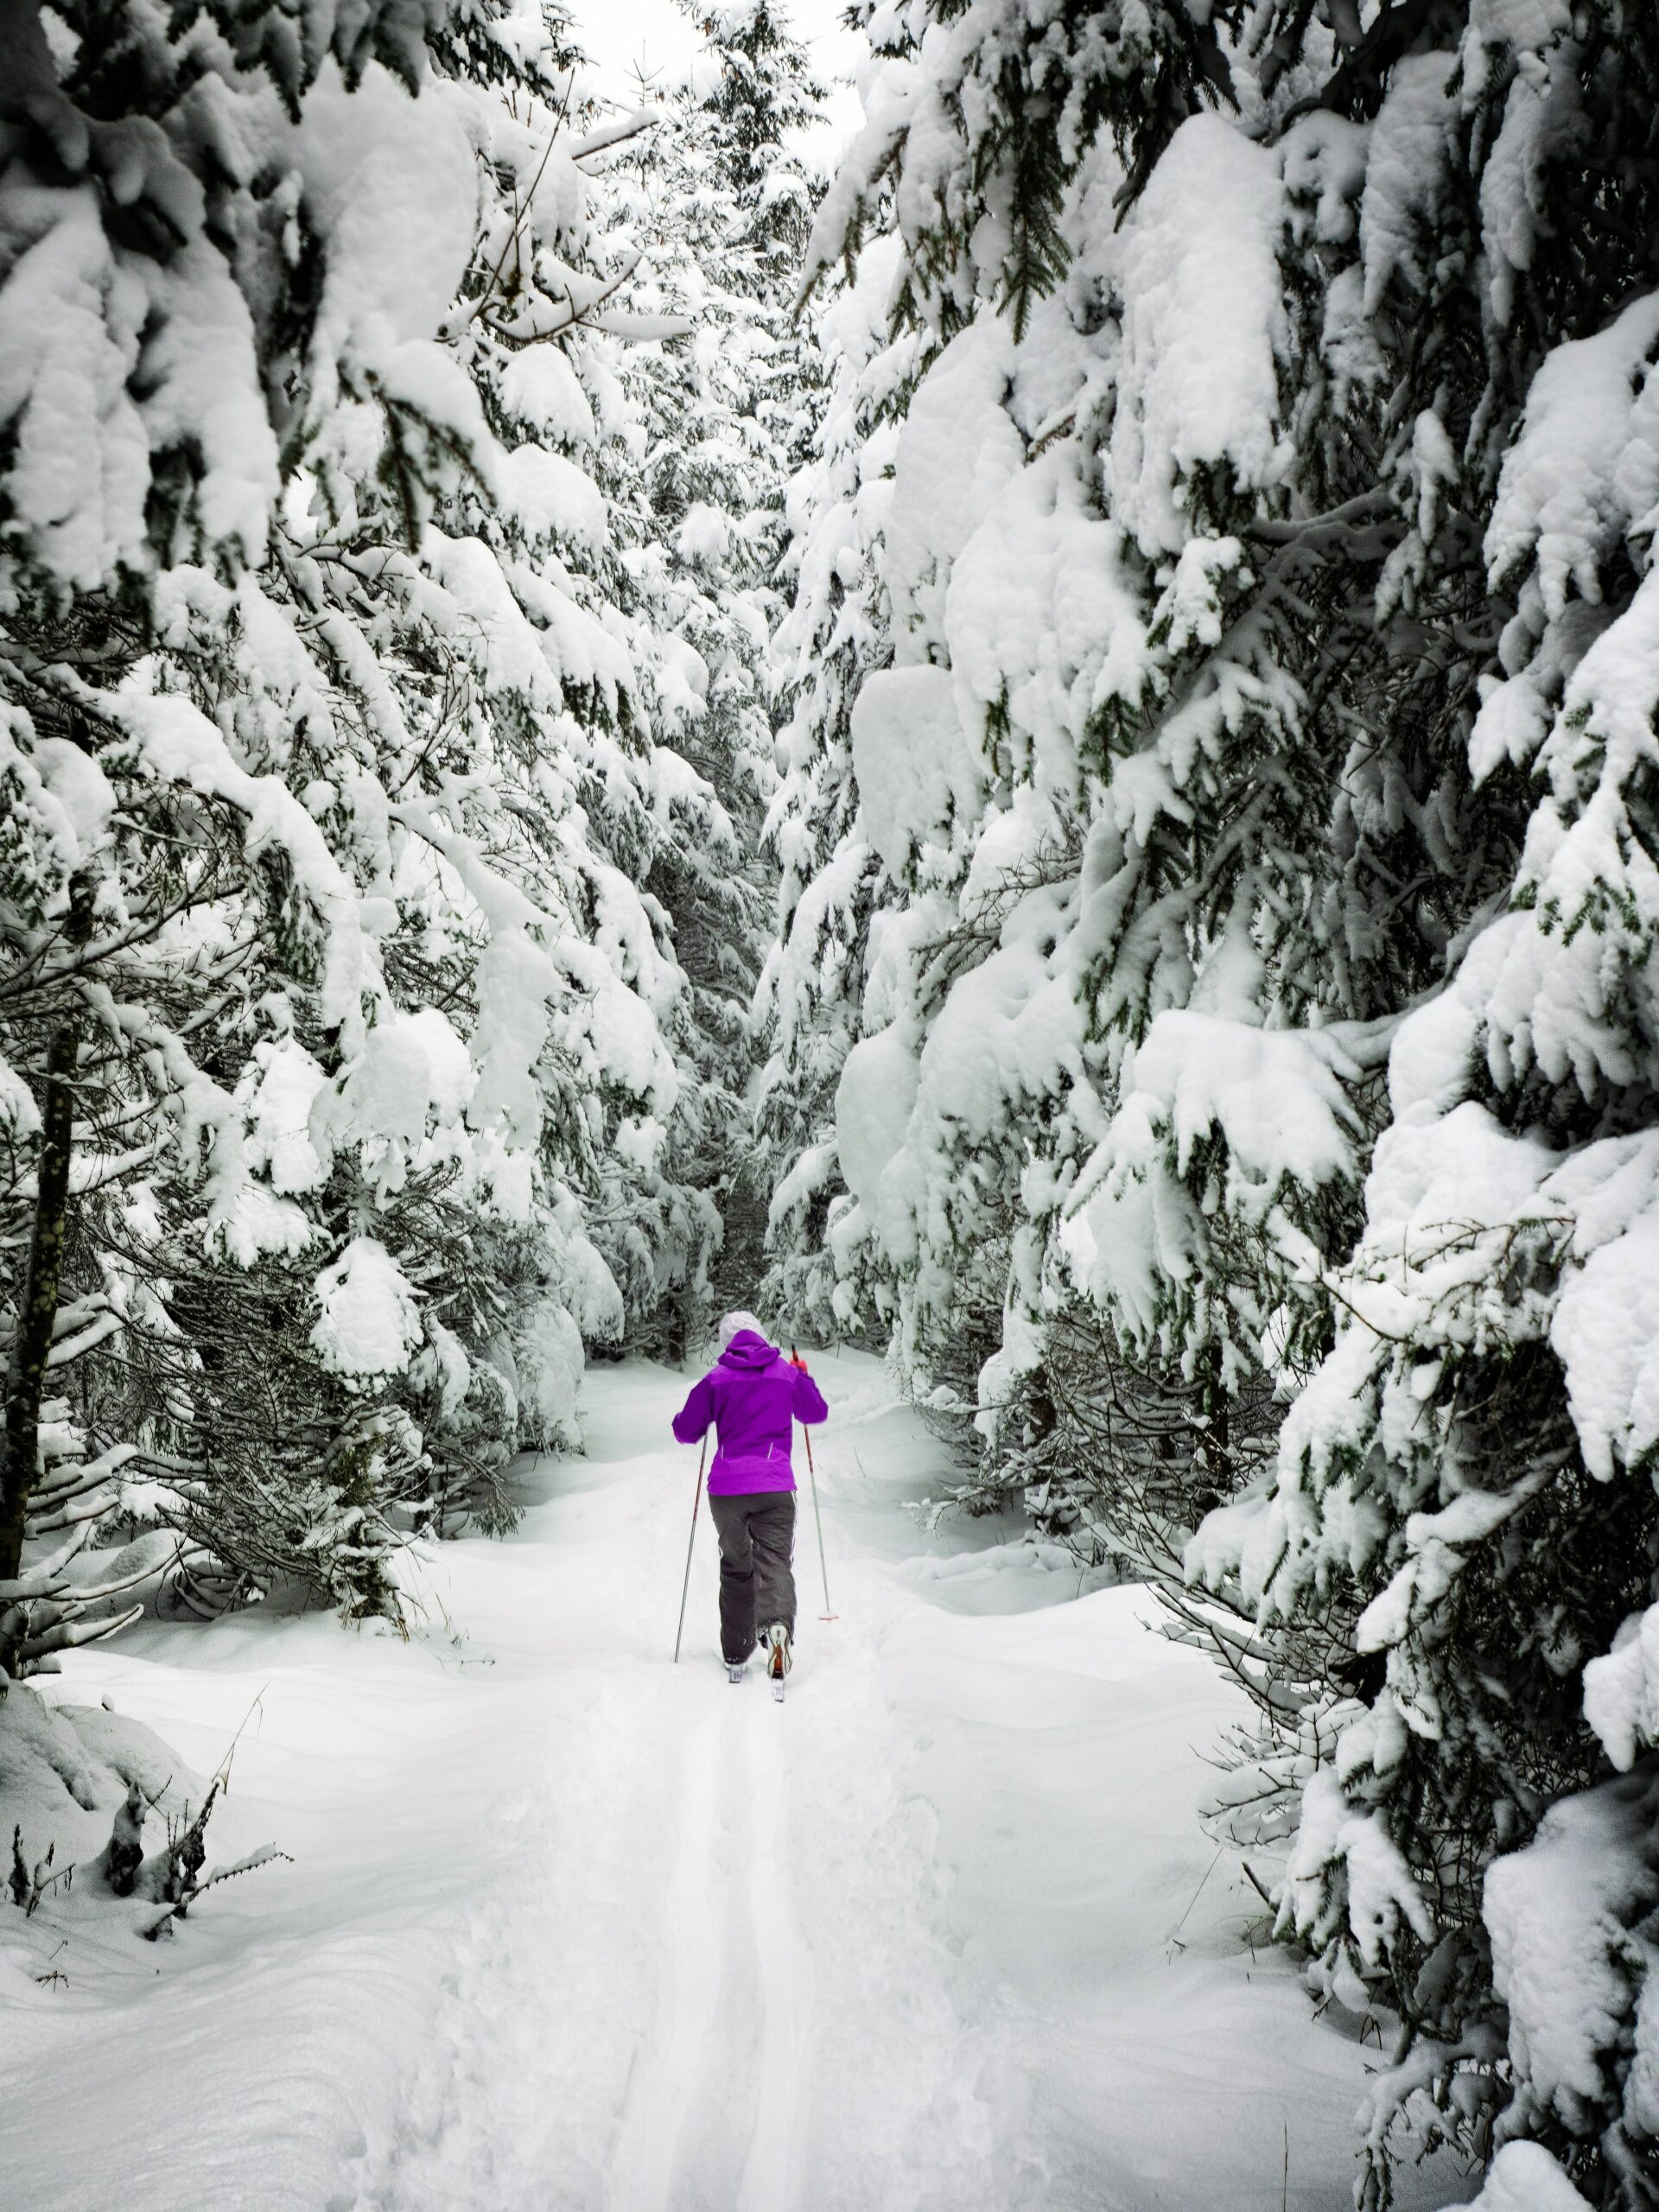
[672,1312,829,1686]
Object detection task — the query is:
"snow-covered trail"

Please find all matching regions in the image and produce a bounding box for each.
[10,1353,1467,2212]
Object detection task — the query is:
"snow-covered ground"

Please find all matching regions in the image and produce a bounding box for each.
[8,1351,1471,2211]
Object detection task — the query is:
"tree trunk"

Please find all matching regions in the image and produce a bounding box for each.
[1197,1344,1231,1500]
[0,1020,78,1581]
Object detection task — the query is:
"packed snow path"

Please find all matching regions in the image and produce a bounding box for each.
[10,1354,1466,2212]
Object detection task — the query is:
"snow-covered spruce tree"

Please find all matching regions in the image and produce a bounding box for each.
[755,219,921,1340]
[1174,17,1659,2205]
[672,0,830,1331]
[176,29,702,1553]
[774,2,1659,2198]
[582,1,827,1352]
[776,0,1511,1420]
[0,0,487,1646]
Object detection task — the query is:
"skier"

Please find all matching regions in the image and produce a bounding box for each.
[672,1313,829,1688]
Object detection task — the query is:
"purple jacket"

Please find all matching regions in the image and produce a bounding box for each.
[672,1332,829,1496]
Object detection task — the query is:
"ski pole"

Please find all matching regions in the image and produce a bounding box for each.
[673,1434,709,1664]
[793,1344,836,1622]
[804,1422,836,1621]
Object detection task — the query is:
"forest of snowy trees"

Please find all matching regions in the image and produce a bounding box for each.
[0,0,818,1627]
[4,0,1659,2206]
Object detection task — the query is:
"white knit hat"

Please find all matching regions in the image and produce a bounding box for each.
[718,1310,765,1349]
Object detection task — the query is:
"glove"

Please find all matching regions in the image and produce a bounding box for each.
[788,1347,810,1373]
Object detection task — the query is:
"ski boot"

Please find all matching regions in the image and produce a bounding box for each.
[727,1659,746,1685]
[764,1623,791,1703]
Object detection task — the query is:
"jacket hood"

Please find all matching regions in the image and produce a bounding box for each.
[718,1330,779,1372]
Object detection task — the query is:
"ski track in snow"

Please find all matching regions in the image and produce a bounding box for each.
[607,1688,818,2212]
[9,1351,1472,2212]
[736,1703,814,2212]
[608,1702,728,2212]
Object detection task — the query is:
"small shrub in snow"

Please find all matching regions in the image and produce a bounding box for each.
[0,1675,281,1967]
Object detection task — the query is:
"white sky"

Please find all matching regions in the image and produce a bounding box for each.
[578,1,865,169]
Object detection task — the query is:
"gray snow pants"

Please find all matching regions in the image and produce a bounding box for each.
[709,1491,796,1662]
